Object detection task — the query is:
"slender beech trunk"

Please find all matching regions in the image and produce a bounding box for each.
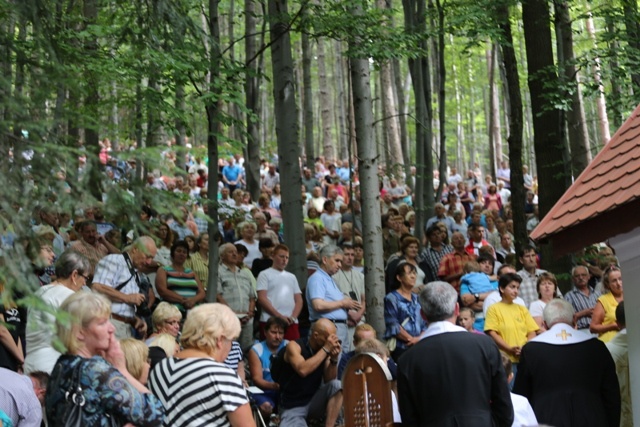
[316,38,335,160]
[206,0,221,300]
[487,43,501,178]
[584,6,611,144]
[301,14,314,170]
[334,41,348,160]
[268,0,306,288]
[522,0,572,281]
[403,0,434,242]
[496,1,526,249]
[349,0,385,336]
[245,0,262,200]
[554,0,590,177]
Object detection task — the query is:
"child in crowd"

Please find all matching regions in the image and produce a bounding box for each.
[501,353,538,427]
[459,256,498,331]
[457,307,484,335]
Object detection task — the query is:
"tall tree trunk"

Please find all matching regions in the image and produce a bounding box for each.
[83,0,102,200]
[605,15,623,130]
[487,43,501,178]
[584,6,611,144]
[334,41,348,161]
[522,0,572,280]
[434,0,447,199]
[316,38,335,160]
[245,0,262,200]
[349,0,385,337]
[393,59,411,186]
[554,0,590,177]
[403,0,434,242]
[174,83,187,172]
[268,0,306,288]
[621,0,640,97]
[376,0,402,178]
[206,0,221,300]
[301,14,314,170]
[496,2,527,249]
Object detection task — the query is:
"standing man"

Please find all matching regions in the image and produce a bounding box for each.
[425,203,455,235]
[513,299,620,427]
[222,156,242,192]
[217,243,256,350]
[438,232,475,292]
[421,224,453,283]
[564,265,600,333]
[332,244,366,350]
[306,245,361,352]
[262,164,280,193]
[92,236,156,339]
[256,244,303,340]
[397,281,513,426]
[464,223,491,257]
[516,246,548,307]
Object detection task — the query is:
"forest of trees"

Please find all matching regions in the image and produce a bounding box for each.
[1,0,640,330]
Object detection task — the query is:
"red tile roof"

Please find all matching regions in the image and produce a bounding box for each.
[530,103,640,252]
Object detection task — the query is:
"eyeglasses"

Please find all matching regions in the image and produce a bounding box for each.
[80,274,90,281]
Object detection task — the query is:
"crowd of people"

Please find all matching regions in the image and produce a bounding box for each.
[0,146,630,427]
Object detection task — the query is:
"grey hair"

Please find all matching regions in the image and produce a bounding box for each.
[570,265,589,277]
[319,244,343,260]
[55,250,91,279]
[219,243,236,258]
[542,299,574,328]
[419,281,458,322]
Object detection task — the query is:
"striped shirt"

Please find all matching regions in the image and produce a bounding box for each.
[223,342,243,371]
[162,266,200,312]
[92,254,138,317]
[149,357,248,427]
[564,286,601,329]
[185,252,209,289]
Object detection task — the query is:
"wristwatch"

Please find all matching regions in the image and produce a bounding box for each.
[474,293,480,302]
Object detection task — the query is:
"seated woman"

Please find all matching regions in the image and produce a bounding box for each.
[121,338,151,385]
[45,292,164,426]
[247,317,289,421]
[148,303,255,427]
[383,262,427,361]
[590,265,623,342]
[146,302,182,345]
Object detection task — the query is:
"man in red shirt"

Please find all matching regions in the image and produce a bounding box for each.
[438,232,475,292]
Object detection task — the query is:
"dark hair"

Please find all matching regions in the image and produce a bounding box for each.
[477,253,495,267]
[259,238,275,250]
[518,245,537,258]
[393,261,417,290]
[498,272,522,289]
[235,243,248,256]
[265,316,288,331]
[426,224,441,238]
[170,240,190,259]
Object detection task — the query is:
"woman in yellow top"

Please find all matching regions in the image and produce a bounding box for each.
[485,273,539,367]
[590,265,623,342]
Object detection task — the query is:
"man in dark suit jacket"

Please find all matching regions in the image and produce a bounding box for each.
[513,299,620,427]
[397,281,514,427]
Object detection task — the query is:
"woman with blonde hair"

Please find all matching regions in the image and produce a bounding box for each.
[148,303,255,426]
[45,292,163,426]
[149,333,180,358]
[120,338,151,384]
[146,302,182,344]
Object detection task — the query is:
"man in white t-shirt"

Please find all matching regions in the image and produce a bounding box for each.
[256,244,303,340]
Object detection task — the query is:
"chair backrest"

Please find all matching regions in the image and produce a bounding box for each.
[342,352,394,427]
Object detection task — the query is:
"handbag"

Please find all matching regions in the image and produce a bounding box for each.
[61,360,86,427]
[61,359,122,427]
